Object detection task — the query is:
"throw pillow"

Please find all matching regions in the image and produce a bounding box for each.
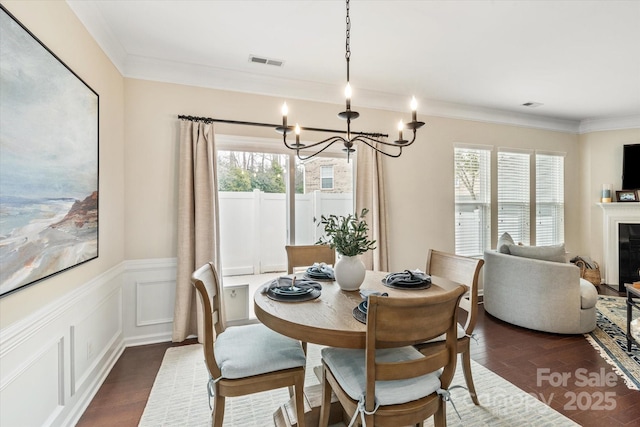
[507,243,567,263]
[497,232,514,253]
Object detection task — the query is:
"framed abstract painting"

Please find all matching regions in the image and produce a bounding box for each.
[0,5,99,297]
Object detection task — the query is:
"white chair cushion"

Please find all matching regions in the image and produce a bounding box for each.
[422,323,467,344]
[214,323,306,379]
[321,346,441,406]
[579,278,599,309]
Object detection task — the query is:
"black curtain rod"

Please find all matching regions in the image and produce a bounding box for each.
[178,115,388,138]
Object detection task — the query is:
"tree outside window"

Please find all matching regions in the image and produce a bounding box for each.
[217,151,287,193]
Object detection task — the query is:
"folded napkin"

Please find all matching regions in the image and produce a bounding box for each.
[383,269,431,288]
[305,262,335,279]
[262,276,322,293]
[359,289,389,299]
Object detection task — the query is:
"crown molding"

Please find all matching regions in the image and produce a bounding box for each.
[578,115,640,134]
[125,54,585,134]
[67,0,635,135]
[67,0,127,73]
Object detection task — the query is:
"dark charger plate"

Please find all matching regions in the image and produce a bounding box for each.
[264,279,322,302]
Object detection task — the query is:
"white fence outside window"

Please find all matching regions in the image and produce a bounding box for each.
[218,190,352,277]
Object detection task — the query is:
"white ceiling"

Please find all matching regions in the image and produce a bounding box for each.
[67,0,640,133]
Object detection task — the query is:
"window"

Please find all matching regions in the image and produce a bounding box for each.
[536,153,564,246]
[454,146,491,257]
[454,146,566,256]
[321,166,334,189]
[498,150,531,245]
[217,150,288,278]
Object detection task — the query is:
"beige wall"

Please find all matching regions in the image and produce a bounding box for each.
[123,79,583,272]
[2,1,636,330]
[0,1,125,327]
[578,129,640,267]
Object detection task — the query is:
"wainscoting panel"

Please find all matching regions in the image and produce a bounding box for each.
[72,287,123,394]
[0,264,124,427]
[136,279,175,327]
[122,258,177,346]
[0,337,64,427]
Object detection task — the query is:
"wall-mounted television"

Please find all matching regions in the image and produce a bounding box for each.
[622,144,640,190]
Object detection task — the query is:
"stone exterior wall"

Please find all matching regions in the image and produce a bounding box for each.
[303,158,352,193]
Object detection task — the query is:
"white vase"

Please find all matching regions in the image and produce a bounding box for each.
[334,255,366,291]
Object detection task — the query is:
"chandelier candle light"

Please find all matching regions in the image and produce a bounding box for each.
[277,0,424,161]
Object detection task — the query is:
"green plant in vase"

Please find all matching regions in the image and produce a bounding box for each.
[317,208,376,290]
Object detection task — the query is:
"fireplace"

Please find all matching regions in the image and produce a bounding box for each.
[599,203,640,291]
[619,223,640,285]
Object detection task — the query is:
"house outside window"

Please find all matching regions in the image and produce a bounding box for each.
[303,159,350,193]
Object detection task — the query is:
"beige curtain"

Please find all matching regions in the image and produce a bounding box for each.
[355,142,389,271]
[173,120,221,342]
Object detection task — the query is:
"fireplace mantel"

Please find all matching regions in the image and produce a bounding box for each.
[598,202,640,290]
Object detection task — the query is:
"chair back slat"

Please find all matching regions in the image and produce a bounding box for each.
[426,249,484,334]
[191,262,223,379]
[285,245,335,274]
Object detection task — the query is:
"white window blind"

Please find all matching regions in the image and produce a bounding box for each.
[498,151,530,245]
[536,153,564,245]
[454,147,491,257]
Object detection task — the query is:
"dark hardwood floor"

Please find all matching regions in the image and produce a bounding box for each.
[77,285,640,426]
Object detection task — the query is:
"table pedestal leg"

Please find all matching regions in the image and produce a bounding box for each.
[273,383,346,427]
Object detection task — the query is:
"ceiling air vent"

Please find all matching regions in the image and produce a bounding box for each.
[249,55,284,67]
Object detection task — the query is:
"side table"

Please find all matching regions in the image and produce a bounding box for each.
[625,283,640,352]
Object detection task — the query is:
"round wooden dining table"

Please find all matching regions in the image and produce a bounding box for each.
[254,270,447,349]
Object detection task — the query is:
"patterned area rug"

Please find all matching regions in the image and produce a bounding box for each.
[585,296,640,390]
[139,344,577,427]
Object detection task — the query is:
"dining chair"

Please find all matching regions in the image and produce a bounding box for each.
[318,285,467,427]
[415,249,485,405]
[191,262,308,427]
[285,244,336,274]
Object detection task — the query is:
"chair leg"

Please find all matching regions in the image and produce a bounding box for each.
[212,393,225,427]
[434,398,447,427]
[461,347,479,405]
[319,368,332,427]
[294,373,306,427]
[364,413,374,426]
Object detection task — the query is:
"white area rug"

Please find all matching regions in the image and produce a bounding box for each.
[139,344,577,427]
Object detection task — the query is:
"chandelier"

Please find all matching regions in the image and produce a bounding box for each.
[276,0,424,161]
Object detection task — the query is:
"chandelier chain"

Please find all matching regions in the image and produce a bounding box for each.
[345,0,351,61]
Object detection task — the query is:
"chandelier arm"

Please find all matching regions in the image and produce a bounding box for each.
[357,127,420,148]
[399,129,419,147]
[294,138,347,161]
[352,136,403,158]
[284,134,347,150]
